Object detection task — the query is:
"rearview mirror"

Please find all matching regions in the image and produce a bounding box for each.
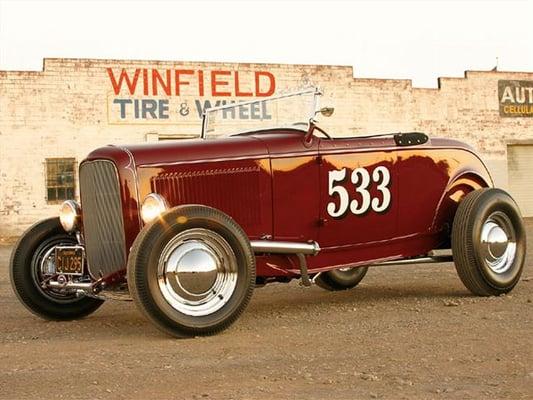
[318,106,334,117]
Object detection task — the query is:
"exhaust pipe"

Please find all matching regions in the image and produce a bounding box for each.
[250,240,320,286]
[250,240,320,255]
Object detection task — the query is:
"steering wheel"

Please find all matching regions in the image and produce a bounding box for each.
[311,124,332,140]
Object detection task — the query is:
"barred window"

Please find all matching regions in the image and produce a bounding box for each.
[45,158,76,203]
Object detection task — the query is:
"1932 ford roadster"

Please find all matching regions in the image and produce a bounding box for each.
[10,88,527,337]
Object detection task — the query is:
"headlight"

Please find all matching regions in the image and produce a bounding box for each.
[59,200,81,232]
[141,193,168,224]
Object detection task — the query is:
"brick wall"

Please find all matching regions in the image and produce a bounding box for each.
[1,58,532,236]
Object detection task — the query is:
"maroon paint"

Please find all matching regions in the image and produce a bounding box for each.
[79,129,492,284]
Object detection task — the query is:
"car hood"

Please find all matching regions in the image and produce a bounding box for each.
[85,135,269,167]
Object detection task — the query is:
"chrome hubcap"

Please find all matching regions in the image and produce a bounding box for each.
[480,212,516,274]
[158,228,238,317]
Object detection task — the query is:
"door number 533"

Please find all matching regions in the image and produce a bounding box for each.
[327,166,391,218]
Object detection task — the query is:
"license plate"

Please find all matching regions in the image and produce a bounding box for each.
[55,246,84,275]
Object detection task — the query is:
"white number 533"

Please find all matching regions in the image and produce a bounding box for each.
[327,166,391,218]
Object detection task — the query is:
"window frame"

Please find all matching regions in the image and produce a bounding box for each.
[45,157,77,204]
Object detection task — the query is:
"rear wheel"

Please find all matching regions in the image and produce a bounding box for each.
[128,205,255,337]
[10,218,104,320]
[315,267,368,291]
[451,188,526,296]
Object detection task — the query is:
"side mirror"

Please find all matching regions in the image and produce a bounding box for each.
[318,106,334,117]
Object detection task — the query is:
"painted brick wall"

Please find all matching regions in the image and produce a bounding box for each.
[0,58,532,236]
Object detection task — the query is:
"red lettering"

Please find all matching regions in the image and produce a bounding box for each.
[234,71,253,97]
[142,69,149,96]
[106,68,141,95]
[211,70,231,97]
[109,67,276,98]
[174,69,194,96]
[198,70,205,96]
[255,71,276,97]
[152,69,171,96]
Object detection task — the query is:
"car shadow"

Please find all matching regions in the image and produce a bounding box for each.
[12,283,483,341]
[249,282,474,313]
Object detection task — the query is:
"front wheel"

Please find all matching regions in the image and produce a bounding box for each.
[10,218,104,320]
[127,205,255,337]
[451,188,526,296]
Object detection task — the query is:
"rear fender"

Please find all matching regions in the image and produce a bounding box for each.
[431,171,492,241]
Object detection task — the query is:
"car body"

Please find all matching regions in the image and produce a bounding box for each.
[82,126,490,281]
[10,88,526,337]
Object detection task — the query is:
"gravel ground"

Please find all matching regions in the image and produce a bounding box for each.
[1,221,532,400]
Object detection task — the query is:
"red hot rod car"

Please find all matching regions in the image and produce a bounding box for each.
[10,88,527,337]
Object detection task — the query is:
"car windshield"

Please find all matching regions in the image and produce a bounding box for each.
[201,88,321,139]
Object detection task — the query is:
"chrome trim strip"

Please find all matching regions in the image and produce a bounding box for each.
[369,255,453,266]
[250,240,320,256]
[285,254,454,275]
[118,146,143,226]
[48,281,93,290]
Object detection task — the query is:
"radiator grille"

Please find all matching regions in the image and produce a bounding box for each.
[79,160,126,277]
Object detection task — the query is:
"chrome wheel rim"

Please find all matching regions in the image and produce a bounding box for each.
[31,236,79,302]
[480,211,516,274]
[157,228,238,317]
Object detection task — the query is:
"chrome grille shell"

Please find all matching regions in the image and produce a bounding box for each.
[79,160,126,278]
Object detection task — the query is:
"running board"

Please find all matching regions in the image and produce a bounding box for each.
[249,240,452,286]
[250,240,320,286]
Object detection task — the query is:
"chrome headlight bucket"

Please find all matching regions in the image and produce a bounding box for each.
[141,193,168,224]
[59,200,81,233]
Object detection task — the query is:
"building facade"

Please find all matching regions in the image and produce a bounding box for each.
[1,58,532,237]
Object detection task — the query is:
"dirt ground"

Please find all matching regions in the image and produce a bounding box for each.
[0,222,532,400]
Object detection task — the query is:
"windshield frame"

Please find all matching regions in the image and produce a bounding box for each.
[200,87,321,139]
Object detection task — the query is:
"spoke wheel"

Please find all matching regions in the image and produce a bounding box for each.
[30,235,79,302]
[10,218,104,320]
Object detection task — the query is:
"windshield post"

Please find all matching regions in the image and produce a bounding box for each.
[201,110,208,139]
[311,87,322,122]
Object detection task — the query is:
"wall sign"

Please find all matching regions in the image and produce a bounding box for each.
[106,67,276,124]
[498,80,533,117]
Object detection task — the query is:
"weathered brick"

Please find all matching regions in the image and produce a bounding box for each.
[0,58,532,236]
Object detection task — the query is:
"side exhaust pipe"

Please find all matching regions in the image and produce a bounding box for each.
[250,240,320,256]
[250,240,320,286]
